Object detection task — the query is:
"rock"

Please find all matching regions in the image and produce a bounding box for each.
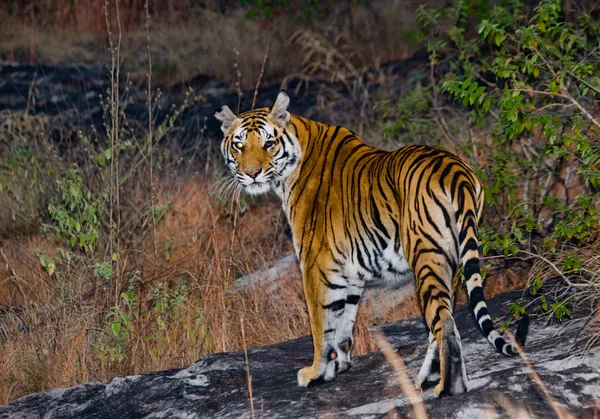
[235,253,300,296]
[235,252,416,318]
[0,52,431,150]
[2,291,599,418]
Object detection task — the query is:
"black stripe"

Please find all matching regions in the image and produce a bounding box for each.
[475,306,489,322]
[460,238,478,258]
[323,300,346,311]
[481,318,494,336]
[458,212,476,243]
[423,287,452,313]
[319,268,347,290]
[346,295,361,305]
[430,304,450,331]
[494,337,506,352]
[464,258,479,281]
[468,286,485,311]
[321,279,347,290]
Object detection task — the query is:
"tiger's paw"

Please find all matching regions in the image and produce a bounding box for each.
[297,354,339,387]
[433,377,468,397]
[336,338,352,374]
[415,365,440,390]
[297,366,319,387]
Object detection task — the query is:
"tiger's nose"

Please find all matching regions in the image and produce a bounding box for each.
[244,168,261,178]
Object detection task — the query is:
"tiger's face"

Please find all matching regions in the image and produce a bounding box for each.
[215,91,301,195]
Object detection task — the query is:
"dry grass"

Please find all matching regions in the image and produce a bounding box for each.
[0,160,528,404]
[0,171,390,403]
[0,0,437,88]
[0,178,287,402]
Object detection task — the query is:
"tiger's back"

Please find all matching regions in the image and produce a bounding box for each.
[216,91,528,396]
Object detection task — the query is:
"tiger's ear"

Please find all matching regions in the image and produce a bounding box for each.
[214,105,240,134]
[269,90,290,127]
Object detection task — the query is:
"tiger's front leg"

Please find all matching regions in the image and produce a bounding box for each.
[333,280,364,374]
[297,266,349,387]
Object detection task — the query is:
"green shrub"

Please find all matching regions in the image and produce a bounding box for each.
[44,168,106,254]
[384,0,600,322]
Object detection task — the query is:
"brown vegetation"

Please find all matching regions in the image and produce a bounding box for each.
[0,0,437,88]
[0,164,528,404]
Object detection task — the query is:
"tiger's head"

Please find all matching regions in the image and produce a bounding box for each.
[215,91,301,195]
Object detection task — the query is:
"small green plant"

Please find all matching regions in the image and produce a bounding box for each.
[551,300,572,321]
[38,253,55,276]
[537,295,549,313]
[93,261,114,281]
[95,286,139,363]
[44,167,106,254]
[507,299,527,319]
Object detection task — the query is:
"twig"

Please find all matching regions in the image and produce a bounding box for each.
[430,58,455,148]
[373,330,428,419]
[562,92,600,130]
[0,246,27,302]
[518,250,575,287]
[505,330,575,419]
[234,49,242,114]
[104,0,123,306]
[530,46,600,130]
[252,33,271,110]
[241,317,256,419]
[145,0,158,259]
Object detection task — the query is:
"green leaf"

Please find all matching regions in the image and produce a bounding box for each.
[540,295,548,311]
[111,321,122,337]
[531,276,543,295]
[39,254,55,276]
[494,32,505,46]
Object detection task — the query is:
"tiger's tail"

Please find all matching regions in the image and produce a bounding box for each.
[458,190,529,356]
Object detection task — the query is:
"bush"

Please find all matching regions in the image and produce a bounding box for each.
[383,0,599,322]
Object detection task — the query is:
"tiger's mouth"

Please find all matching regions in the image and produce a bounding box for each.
[243,181,271,195]
[236,169,272,195]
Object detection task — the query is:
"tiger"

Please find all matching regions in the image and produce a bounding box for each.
[215,91,529,396]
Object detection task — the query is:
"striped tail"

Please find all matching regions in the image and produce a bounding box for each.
[458,196,529,356]
[463,253,529,355]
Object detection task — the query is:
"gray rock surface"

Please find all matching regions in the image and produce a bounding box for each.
[235,252,416,319]
[1,292,599,418]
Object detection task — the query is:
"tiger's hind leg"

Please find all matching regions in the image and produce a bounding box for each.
[414,255,468,397]
[415,332,439,389]
[435,315,468,396]
[416,269,464,389]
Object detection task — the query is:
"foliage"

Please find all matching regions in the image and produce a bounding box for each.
[0,113,54,234]
[44,168,106,254]
[384,0,600,321]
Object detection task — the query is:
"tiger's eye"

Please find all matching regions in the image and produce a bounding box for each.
[233,142,244,151]
[264,140,276,150]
